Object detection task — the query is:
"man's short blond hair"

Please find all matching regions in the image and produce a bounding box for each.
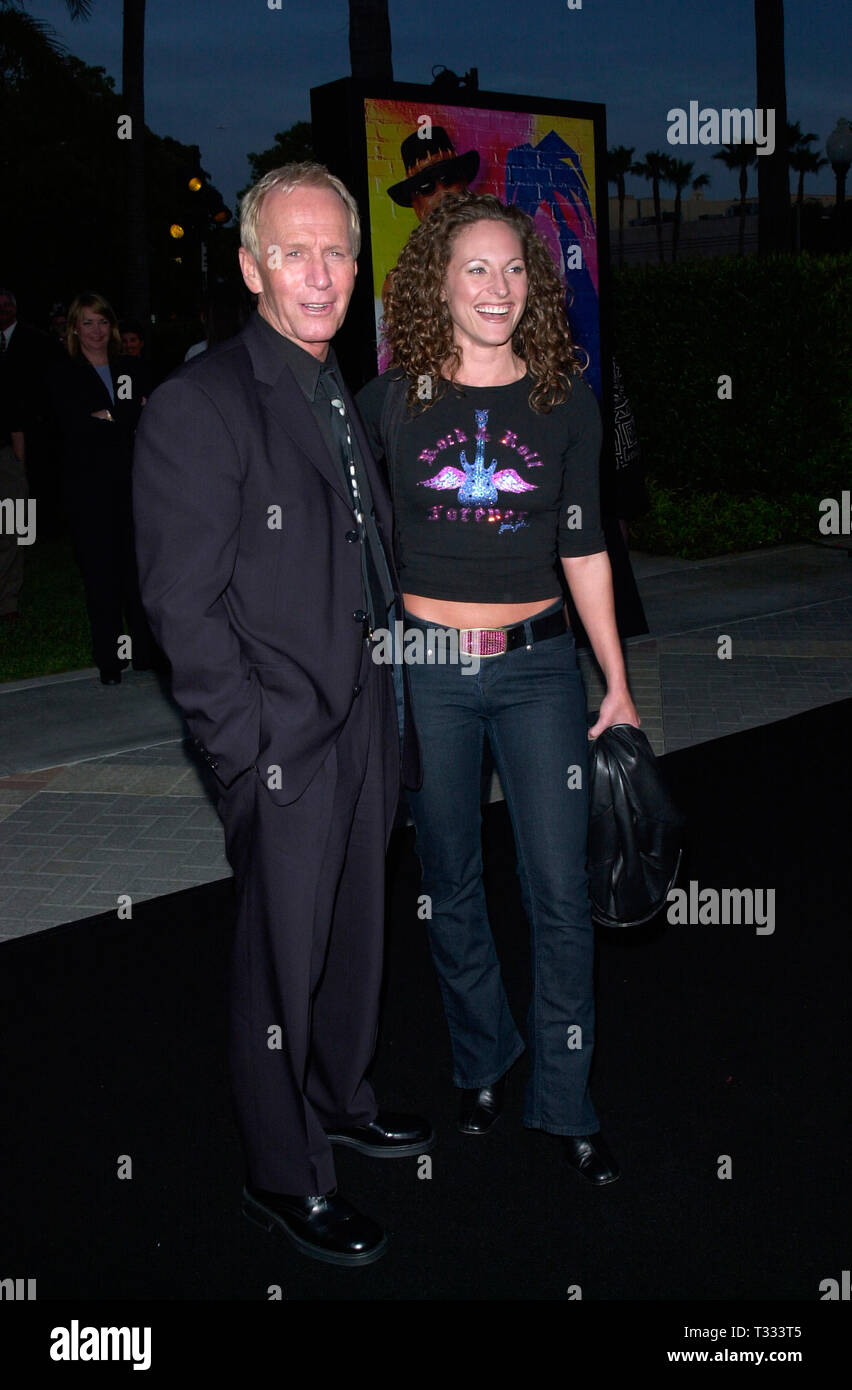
[239,163,361,262]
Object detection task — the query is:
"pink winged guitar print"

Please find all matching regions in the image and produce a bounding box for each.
[418,409,538,505]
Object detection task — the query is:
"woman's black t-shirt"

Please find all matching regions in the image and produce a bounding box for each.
[356,371,606,604]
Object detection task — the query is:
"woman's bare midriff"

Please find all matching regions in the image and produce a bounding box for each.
[402,594,564,629]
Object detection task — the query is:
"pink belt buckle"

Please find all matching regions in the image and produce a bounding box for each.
[460,627,507,658]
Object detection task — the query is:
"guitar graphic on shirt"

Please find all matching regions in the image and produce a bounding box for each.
[418,409,538,506]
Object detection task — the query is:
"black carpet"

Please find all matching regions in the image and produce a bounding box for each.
[1,701,849,1304]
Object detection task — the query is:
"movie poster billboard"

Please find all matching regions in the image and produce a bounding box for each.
[312,81,609,402]
[363,97,605,399]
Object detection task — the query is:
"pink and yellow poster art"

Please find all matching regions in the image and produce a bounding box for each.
[364,97,601,396]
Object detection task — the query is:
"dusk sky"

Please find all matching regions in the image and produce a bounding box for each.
[38,0,848,213]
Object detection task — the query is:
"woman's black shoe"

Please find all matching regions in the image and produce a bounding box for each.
[562,1133,620,1185]
[99,668,121,685]
[458,1073,507,1135]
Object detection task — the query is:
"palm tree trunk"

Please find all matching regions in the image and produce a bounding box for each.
[122,0,149,320]
[618,178,625,267]
[754,0,790,253]
[672,188,682,263]
[348,0,392,81]
[739,166,747,257]
[653,177,663,263]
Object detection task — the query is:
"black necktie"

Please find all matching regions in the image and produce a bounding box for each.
[317,367,391,633]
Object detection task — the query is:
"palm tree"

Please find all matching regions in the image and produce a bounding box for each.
[121,0,148,319]
[0,4,60,78]
[0,0,90,62]
[0,0,92,88]
[786,120,827,251]
[786,121,827,208]
[0,0,90,20]
[665,158,695,264]
[664,164,711,264]
[6,1,149,316]
[754,0,790,253]
[607,145,635,267]
[632,151,671,264]
[0,2,65,197]
[713,142,758,256]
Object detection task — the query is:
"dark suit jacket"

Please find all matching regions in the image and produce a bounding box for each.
[48,352,148,472]
[132,311,420,805]
[2,323,51,411]
[2,323,55,438]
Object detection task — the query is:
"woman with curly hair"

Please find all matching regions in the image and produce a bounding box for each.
[357,193,639,1183]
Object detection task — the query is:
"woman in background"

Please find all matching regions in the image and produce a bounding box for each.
[50,292,158,684]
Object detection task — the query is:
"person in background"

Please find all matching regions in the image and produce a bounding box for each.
[358,193,640,1185]
[49,291,160,684]
[184,280,251,360]
[48,304,68,351]
[120,318,147,359]
[0,288,44,370]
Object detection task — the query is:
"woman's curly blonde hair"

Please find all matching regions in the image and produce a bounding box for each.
[382,192,587,414]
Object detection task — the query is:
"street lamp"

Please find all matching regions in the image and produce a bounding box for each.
[826,118,852,207]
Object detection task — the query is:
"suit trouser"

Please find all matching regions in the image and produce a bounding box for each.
[0,444,27,615]
[218,639,399,1195]
[64,476,157,673]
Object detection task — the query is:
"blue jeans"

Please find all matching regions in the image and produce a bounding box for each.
[402,602,599,1135]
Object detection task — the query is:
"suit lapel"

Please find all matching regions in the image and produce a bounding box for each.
[241,315,350,506]
[83,356,113,411]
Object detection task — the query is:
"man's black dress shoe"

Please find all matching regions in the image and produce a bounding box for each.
[562,1133,620,1186]
[241,1185,387,1266]
[458,1074,507,1135]
[99,669,121,685]
[326,1112,435,1157]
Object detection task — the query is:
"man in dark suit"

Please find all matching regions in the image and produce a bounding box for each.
[133,164,429,1267]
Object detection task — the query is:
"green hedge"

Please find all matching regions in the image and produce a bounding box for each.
[629,485,824,560]
[612,254,852,554]
[0,539,91,684]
